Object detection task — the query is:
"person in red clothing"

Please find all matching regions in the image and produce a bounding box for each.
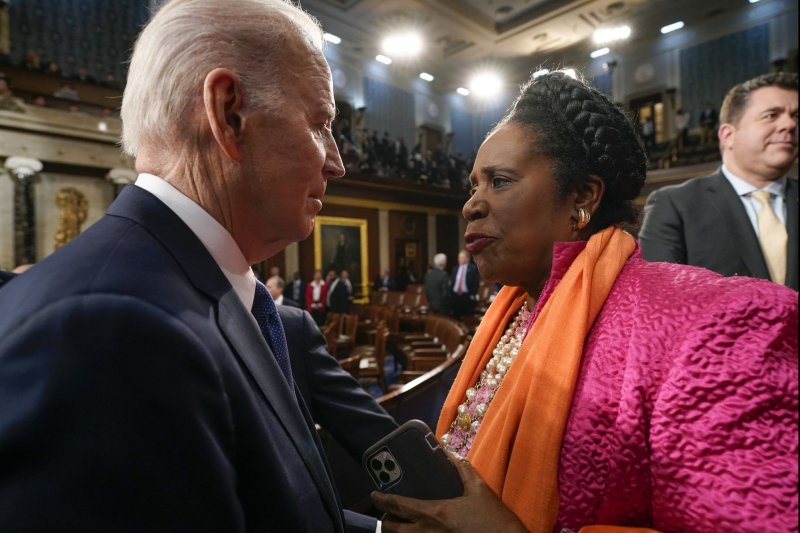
[305,268,328,326]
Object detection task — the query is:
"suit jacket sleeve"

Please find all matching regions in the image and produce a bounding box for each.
[289,310,398,461]
[638,188,688,264]
[0,295,243,530]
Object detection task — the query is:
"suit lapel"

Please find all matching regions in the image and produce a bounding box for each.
[107,186,344,531]
[706,173,770,279]
[784,178,798,290]
[216,294,343,529]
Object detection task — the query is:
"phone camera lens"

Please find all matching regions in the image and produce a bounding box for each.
[384,459,396,471]
[371,459,382,470]
[379,472,391,483]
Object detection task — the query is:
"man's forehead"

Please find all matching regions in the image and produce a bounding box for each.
[749,86,798,109]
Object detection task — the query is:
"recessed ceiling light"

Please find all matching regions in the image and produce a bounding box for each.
[375,54,392,65]
[593,25,631,44]
[559,68,578,79]
[469,72,502,98]
[382,32,423,57]
[419,72,434,82]
[590,47,610,59]
[660,21,684,34]
[323,33,341,44]
[456,87,470,96]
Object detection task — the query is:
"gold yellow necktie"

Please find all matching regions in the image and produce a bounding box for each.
[751,190,787,285]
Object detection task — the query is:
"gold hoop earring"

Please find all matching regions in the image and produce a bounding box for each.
[571,207,590,231]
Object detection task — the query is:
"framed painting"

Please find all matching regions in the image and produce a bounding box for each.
[313,216,369,303]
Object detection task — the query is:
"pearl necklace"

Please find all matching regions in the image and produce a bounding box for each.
[441,302,533,457]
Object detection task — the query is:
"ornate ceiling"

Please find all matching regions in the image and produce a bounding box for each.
[301,0,746,91]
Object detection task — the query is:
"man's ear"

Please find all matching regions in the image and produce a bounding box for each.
[575,174,605,215]
[203,68,246,162]
[718,123,735,152]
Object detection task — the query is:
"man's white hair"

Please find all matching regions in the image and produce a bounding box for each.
[121,0,323,157]
[433,253,447,269]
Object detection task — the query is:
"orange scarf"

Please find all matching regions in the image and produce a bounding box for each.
[436,227,636,532]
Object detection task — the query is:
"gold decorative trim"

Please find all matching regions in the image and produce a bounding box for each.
[324,195,462,216]
[314,215,370,304]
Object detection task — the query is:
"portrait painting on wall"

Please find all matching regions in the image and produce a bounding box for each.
[314,216,368,302]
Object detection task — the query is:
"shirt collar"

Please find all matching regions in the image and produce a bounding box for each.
[721,165,786,197]
[134,173,257,310]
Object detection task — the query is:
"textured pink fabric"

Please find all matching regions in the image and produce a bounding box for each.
[538,241,798,532]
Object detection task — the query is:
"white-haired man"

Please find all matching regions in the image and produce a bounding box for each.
[424,252,452,315]
[0,1,397,531]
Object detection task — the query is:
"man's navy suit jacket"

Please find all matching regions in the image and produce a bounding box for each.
[451,262,480,296]
[0,185,374,531]
[639,171,798,291]
[281,305,397,460]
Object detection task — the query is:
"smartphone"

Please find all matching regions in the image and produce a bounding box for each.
[362,419,464,500]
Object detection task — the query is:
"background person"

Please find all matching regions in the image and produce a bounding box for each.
[371,72,797,533]
[306,268,329,326]
[450,249,479,319]
[266,274,301,308]
[639,72,798,290]
[423,252,451,315]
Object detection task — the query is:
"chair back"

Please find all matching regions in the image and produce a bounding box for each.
[342,314,359,339]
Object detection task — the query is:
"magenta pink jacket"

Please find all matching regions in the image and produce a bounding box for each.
[543,240,798,532]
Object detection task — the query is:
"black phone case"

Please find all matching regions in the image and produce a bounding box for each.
[362,419,464,500]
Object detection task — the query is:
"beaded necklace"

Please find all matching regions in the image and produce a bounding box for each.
[441,301,533,457]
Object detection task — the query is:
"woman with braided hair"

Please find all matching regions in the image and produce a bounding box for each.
[372,72,797,532]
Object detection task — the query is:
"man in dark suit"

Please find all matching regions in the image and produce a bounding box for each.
[640,72,798,291]
[373,269,396,291]
[451,249,480,319]
[288,270,307,303]
[281,304,397,459]
[327,269,352,314]
[267,274,302,308]
[0,1,382,531]
[424,252,452,315]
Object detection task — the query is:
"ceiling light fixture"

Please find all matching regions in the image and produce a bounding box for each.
[590,47,610,59]
[456,87,470,96]
[382,32,423,58]
[660,21,684,34]
[593,25,631,44]
[559,68,578,80]
[469,72,502,98]
[419,72,434,82]
[375,54,392,65]
[323,33,341,44]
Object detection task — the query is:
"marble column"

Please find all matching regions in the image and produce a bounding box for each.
[106,167,138,197]
[5,156,43,266]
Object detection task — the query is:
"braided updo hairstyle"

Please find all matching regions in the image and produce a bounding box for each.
[496,72,647,230]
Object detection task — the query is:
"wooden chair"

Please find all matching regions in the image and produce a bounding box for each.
[355,323,389,393]
[333,313,359,358]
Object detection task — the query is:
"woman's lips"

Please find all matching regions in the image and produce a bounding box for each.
[465,234,495,254]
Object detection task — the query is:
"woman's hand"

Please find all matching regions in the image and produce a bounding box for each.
[370,456,529,533]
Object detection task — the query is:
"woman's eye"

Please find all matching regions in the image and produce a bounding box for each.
[491,176,509,188]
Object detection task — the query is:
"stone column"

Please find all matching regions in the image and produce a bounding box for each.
[5,156,43,266]
[106,167,138,198]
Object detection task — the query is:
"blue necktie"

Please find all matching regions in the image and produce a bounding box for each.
[252,280,293,383]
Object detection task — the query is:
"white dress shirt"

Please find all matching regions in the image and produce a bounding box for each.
[135,173,257,310]
[721,165,787,237]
